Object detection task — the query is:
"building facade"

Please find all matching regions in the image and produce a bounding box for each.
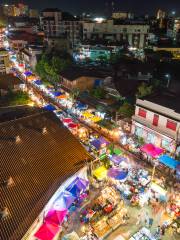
[0,48,10,74]
[83,20,150,49]
[132,96,180,154]
[41,9,82,47]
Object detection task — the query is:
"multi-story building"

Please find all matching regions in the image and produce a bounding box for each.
[132,92,180,154]
[41,8,82,47]
[83,19,150,49]
[2,3,29,17]
[20,45,44,70]
[0,48,10,74]
[74,40,122,61]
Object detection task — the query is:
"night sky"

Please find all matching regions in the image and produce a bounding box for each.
[2,0,180,16]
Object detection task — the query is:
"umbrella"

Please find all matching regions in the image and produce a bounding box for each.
[108,168,128,180]
[110,155,127,165]
[45,209,67,226]
[62,118,72,124]
[43,104,56,111]
[34,222,59,240]
[54,191,76,209]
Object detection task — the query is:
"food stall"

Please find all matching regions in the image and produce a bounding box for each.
[92,217,112,239]
[129,227,156,240]
[93,166,107,181]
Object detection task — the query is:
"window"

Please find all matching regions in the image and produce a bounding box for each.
[138,108,147,118]
[166,120,177,131]
[153,114,159,126]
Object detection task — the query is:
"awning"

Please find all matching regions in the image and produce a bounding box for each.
[24,71,32,76]
[52,91,63,97]
[91,116,102,122]
[90,139,101,150]
[110,155,127,165]
[34,222,59,240]
[34,80,43,85]
[43,104,56,111]
[56,95,67,99]
[82,111,94,118]
[98,137,110,146]
[62,118,72,124]
[140,144,164,158]
[159,155,179,170]
[151,182,167,196]
[108,168,128,180]
[62,231,80,240]
[68,123,78,129]
[54,191,76,209]
[113,148,123,155]
[93,166,107,180]
[45,209,67,226]
[66,177,88,197]
[76,102,88,110]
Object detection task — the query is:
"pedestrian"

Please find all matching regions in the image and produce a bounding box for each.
[136,213,141,225]
[148,217,153,228]
[161,225,166,236]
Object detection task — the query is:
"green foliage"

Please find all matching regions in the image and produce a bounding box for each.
[70,88,80,102]
[138,137,145,145]
[90,87,106,99]
[35,52,72,84]
[136,83,153,98]
[7,91,30,106]
[118,102,134,118]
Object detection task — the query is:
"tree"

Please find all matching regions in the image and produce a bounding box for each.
[70,88,80,102]
[35,52,72,85]
[118,102,134,118]
[136,83,153,98]
[91,87,106,99]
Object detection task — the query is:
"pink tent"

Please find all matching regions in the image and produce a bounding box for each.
[45,209,67,226]
[34,222,60,240]
[62,118,72,124]
[140,143,163,158]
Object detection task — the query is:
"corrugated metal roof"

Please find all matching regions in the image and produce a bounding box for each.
[0,111,91,240]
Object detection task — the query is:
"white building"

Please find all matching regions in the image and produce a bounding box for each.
[132,92,180,154]
[41,8,82,47]
[83,19,150,49]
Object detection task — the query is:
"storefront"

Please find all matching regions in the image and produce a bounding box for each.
[133,122,176,153]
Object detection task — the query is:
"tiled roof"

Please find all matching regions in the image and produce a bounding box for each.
[0,111,91,240]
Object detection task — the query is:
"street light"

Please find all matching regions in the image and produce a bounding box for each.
[165,74,171,88]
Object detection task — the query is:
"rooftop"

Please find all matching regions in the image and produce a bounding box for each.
[141,91,180,114]
[60,66,107,81]
[0,109,91,240]
[42,8,61,12]
[0,74,22,90]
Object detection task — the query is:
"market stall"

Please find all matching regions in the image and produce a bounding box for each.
[43,104,57,111]
[158,155,179,170]
[140,144,164,158]
[93,166,107,181]
[34,222,60,240]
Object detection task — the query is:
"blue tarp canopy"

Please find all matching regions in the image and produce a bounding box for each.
[34,80,43,85]
[159,155,179,170]
[52,91,63,97]
[90,139,101,150]
[76,102,88,110]
[43,104,56,111]
[24,71,32,76]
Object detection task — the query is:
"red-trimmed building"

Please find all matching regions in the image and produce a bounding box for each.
[132,92,180,154]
